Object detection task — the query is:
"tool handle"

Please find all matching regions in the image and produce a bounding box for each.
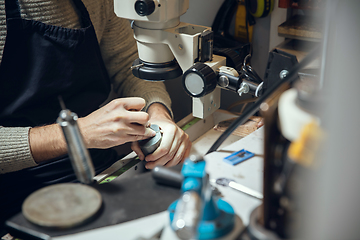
[152,166,182,188]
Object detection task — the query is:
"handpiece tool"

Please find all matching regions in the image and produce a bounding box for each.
[57,97,95,184]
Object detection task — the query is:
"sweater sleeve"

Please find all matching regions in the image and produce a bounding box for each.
[0,127,37,174]
[98,0,173,117]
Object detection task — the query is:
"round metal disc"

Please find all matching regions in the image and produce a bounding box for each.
[138,124,162,156]
[22,183,102,228]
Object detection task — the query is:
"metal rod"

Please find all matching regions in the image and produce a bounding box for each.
[57,99,95,184]
[58,95,66,110]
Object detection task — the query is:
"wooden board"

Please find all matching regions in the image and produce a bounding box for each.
[213,116,263,138]
[278,15,322,41]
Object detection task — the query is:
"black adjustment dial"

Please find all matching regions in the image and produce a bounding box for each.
[182,62,217,98]
[135,0,156,16]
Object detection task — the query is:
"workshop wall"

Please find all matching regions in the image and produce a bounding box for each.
[166,0,272,122]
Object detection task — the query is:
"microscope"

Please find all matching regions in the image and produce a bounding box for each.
[114,0,263,119]
[114,1,317,239]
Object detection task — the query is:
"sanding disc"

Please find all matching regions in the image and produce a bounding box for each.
[22,183,102,229]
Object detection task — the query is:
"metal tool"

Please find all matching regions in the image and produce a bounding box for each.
[171,191,202,240]
[57,97,95,184]
[138,124,162,156]
[214,178,263,200]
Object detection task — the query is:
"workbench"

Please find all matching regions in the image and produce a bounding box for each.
[7,111,264,240]
[57,111,264,240]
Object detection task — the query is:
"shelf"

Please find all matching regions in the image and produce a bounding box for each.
[278,14,322,42]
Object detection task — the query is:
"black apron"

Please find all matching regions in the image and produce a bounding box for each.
[0,0,119,222]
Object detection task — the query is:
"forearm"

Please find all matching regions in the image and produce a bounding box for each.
[30,98,160,164]
[29,124,68,164]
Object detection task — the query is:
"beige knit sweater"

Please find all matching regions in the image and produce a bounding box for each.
[0,0,172,174]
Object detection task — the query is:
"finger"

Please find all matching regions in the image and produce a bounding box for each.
[123,97,146,111]
[145,135,180,169]
[145,145,179,169]
[127,111,150,126]
[145,126,176,162]
[164,143,185,167]
[128,132,155,143]
[131,141,145,160]
[165,135,191,167]
[128,124,156,137]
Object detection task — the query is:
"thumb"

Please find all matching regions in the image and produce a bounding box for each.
[143,127,156,138]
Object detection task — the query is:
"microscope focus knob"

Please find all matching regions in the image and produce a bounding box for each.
[135,0,156,16]
[182,62,217,98]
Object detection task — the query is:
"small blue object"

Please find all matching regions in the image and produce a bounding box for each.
[223,149,255,165]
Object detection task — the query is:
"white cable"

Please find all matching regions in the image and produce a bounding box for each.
[255,82,263,97]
